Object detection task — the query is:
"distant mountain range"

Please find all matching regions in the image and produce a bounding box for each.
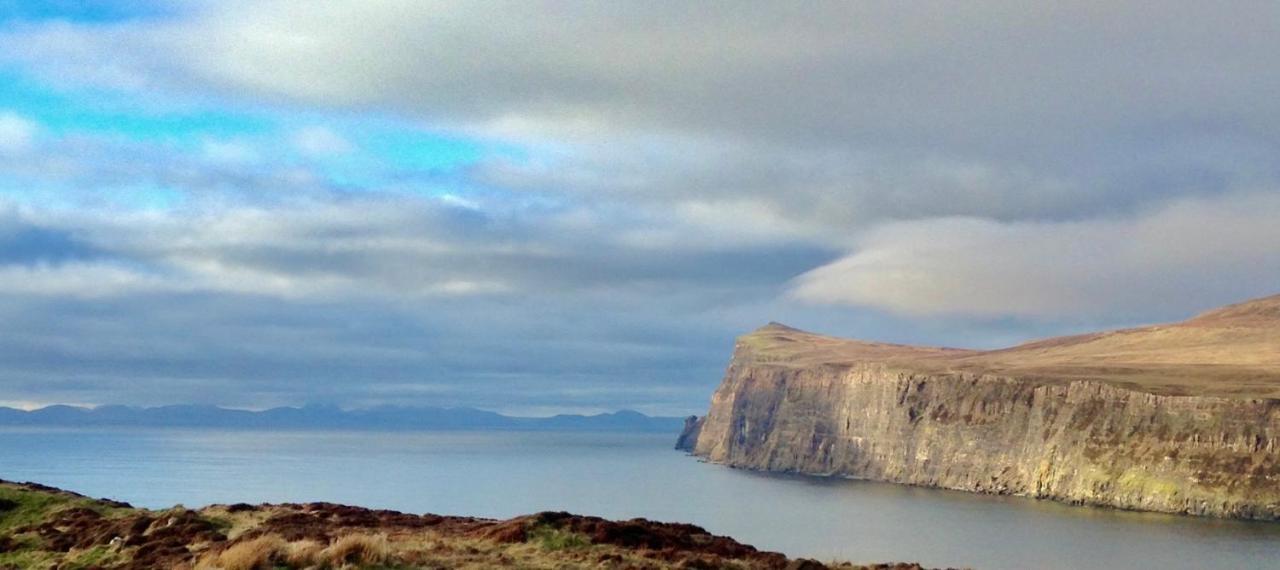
[0,404,686,433]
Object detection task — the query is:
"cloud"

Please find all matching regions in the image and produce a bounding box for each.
[0,111,37,154]
[0,288,739,413]
[200,137,259,164]
[5,2,1279,153]
[0,262,171,298]
[0,128,338,208]
[791,192,1280,319]
[0,2,1279,412]
[8,195,830,302]
[468,140,1106,244]
[0,214,100,265]
[0,194,836,413]
[291,125,353,157]
[4,2,1278,226]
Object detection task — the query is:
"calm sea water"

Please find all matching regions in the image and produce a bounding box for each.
[2,428,1277,570]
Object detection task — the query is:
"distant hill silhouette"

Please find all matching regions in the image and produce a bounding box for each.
[0,404,683,432]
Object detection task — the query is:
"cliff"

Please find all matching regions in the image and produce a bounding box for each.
[684,296,1280,520]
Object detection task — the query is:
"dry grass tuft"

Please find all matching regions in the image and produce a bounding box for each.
[194,533,394,569]
[321,532,391,566]
[284,538,324,567]
[198,535,286,570]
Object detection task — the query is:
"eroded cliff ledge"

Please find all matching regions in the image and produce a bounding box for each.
[684,295,1280,520]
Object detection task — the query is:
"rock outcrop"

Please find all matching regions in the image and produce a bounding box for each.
[675,415,704,451]
[684,295,1280,520]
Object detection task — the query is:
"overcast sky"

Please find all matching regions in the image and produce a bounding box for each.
[0,1,1277,414]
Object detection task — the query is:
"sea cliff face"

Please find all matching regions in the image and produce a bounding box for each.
[684,297,1280,520]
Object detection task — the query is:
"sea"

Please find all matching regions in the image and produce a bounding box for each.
[3,428,1278,570]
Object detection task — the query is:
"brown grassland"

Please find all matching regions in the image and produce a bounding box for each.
[0,480,945,570]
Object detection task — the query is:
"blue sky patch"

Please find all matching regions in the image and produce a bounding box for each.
[0,1,178,24]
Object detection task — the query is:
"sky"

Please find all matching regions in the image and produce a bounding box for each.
[0,1,1278,415]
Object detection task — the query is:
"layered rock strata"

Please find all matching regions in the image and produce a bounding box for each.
[683,295,1280,520]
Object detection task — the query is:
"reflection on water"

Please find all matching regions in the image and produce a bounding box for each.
[2,428,1277,570]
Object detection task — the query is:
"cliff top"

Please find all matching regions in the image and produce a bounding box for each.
[743,293,1280,398]
[1189,293,1280,323]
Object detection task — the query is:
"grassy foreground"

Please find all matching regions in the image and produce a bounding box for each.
[0,480,945,570]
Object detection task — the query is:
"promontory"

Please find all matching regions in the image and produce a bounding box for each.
[679,294,1280,520]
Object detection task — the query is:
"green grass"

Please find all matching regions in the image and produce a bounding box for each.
[0,548,58,569]
[0,483,140,570]
[0,484,128,533]
[62,545,128,570]
[527,524,590,551]
[0,485,75,533]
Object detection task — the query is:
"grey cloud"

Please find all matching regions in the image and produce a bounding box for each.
[7,2,1279,154]
[790,192,1280,319]
[0,216,101,265]
[0,289,736,414]
[0,197,828,413]
[27,196,830,300]
[0,132,336,204]
[6,2,1279,248]
[6,2,1278,219]
[472,143,1094,235]
[2,2,1280,412]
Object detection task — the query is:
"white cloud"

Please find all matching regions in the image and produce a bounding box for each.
[200,138,259,164]
[0,112,38,154]
[290,125,353,157]
[790,192,1280,318]
[3,2,1278,248]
